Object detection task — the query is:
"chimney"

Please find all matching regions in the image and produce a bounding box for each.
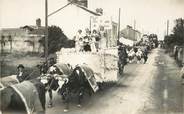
[36,18,41,27]
[127,25,132,29]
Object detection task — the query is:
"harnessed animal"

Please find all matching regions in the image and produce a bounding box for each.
[58,65,94,111]
[39,63,72,108]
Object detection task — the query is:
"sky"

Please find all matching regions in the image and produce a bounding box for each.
[0,0,184,40]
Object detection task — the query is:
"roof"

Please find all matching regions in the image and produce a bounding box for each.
[21,25,45,35]
[1,28,27,36]
[1,26,45,36]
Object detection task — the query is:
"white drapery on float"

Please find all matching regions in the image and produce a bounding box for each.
[119,37,134,46]
[56,47,119,84]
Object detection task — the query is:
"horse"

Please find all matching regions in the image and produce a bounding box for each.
[0,79,46,114]
[58,65,94,112]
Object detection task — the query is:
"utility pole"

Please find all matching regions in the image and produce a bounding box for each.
[117,8,121,45]
[133,19,136,41]
[89,16,92,32]
[133,20,136,30]
[44,1,74,64]
[45,0,48,63]
[0,38,3,77]
[167,20,169,36]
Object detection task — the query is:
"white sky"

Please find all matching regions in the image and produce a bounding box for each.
[0,0,184,40]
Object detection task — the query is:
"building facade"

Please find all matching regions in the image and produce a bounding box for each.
[48,2,101,39]
[0,19,44,54]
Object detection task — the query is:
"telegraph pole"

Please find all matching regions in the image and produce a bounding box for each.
[117,8,121,45]
[167,20,169,36]
[134,20,136,31]
[0,36,4,77]
[45,0,48,63]
[133,19,136,41]
[44,1,74,63]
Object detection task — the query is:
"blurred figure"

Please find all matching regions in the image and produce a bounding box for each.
[85,28,91,37]
[181,65,184,85]
[143,48,148,64]
[128,48,136,63]
[83,36,91,52]
[136,48,143,63]
[83,28,91,52]
[48,58,56,67]
[16,64,28,82]
[91,30,100,52]
[118,43,128,75]
[75,30,83,52]
[99,26,107,49]
[174,46,178,60]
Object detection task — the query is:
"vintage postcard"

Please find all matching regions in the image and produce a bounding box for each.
[0,0,184,114]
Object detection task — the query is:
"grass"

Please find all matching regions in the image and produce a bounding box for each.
[0,53,43,78]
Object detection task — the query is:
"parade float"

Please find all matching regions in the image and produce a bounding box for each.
[56,16,121,92]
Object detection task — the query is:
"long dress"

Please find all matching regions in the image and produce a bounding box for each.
[99,31,106,49]
[90,35,97,52]
[75,33,83,52]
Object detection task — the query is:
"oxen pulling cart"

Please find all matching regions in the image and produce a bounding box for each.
[56,46,121,92]
[0,48,125,113]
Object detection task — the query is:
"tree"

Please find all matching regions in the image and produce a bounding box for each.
[39,25,75,54]
[164,18,184,47]
[1,35,5,54]
[173,18,184,45]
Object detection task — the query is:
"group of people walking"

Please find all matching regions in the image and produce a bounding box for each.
[117,43,149,75]
[118,44,149,66]
[127,46,148,64]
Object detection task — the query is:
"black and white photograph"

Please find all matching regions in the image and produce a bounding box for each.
[0,0,184,114]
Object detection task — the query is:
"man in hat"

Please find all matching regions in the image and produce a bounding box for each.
[16,64,28,82]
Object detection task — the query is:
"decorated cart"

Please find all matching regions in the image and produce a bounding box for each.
[56,46,121,93]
